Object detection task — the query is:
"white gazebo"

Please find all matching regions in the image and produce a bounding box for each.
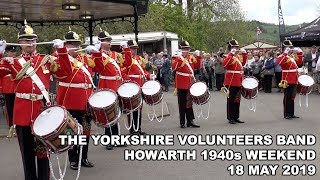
[242,41,278,50]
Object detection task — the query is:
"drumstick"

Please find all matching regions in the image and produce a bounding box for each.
[34,41,54,45]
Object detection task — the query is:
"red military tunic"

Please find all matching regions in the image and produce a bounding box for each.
[56,50,104,110]
[94,50,123,92]
[0,49,72,126]
[194,55,202,70]
[1,75,16,93]
[223,52,248,87]
[172,55,195,90]
[122,48,151,86]
[276,52,303,84]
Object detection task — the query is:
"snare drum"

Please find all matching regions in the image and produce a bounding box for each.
[32,106,81,154]
[142,80,163,105]
[297,75,314,95]
[241,77,259,99]
[189,81,210,105]
[88,89,121,127]
[117,81,142,114]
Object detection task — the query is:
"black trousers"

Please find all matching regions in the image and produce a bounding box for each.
[68,110,90,163]
[275,72,282,89]
[16,126,49,180]
[264,75,273,93]
[227,86,241,121]
[105,123,119,136]
[205,73,213,90]
[253,74,262,89]
[283,84,297,118]
[4,93,15,127]
[177,89,195,126]
[127,108,142,133]
[215,73,225,91]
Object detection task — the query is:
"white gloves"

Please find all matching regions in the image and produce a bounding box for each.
[0,40,7,54]
[86,45,99,53]
[52,39,64,49]
[120,41,128,48]
[230,48,237,55]
[150,74,156,80]
[284,47,291,54]
[240,48,246,54]
[94,41,101,50]
[294,47,303,53]
[194,50,200,56]
[174,50,183,58]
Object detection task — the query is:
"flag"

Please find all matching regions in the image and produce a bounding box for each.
[257,27,262,35]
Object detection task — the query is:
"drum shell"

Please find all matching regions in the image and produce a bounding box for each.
[117,81,142,114]
[88,89,120,127]
[297,76,314,95]
[142,80,163,105]
[189,81,210,105]
[32,106,80,154]
[241,76,259,99]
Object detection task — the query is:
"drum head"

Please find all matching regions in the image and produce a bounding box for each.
[190,82,207,96]
[89,90,117,108]
[298,75,314,86]
[142,81,161,95]
[117,82,140,98]
[242,78,258,89]
[33,106,65,137]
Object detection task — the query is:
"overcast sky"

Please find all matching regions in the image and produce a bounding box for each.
[240,0,320,25]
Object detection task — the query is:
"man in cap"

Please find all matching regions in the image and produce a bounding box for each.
[94,28,124,150]
[172,40,200,128]
[222,39,248,124]
[0,20,72,180]
[276,40,303,119]
[0,45,17,137]
[55,28,104,169]
[121,40,156,135]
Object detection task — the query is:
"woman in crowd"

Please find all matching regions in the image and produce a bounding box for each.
[274,51,283,92]
[263,51,275,93]
[250,54,263,90]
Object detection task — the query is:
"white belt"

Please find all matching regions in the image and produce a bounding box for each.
[282,69,298,73]
[16,93,43,101]
[127,74,144,79]
[176,72,193,77]
[59,82,93,89]
[226,70,244,74]
[99,75,122,80]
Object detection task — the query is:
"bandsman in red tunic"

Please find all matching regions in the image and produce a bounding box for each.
[0,45,17,136]
[93,29,124,150]
[276,40,303,119]
[121,40,155,135]
[55,29,104,170]
[222,39,247,124]
[172,41,200,128]
[0,21,72,180]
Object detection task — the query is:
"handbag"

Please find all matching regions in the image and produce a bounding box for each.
[262,68,275,76]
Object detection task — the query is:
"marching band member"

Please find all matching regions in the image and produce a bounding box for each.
[93,29,124,150]
[0,45,17,137]
[172,41,200,128]
[276,40,303,119]
[55,29,104,170]
[0,21,72,180]
[222,39,247,124]
[121,40,155,135]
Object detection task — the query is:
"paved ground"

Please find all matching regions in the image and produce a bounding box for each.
[0,89,319,180]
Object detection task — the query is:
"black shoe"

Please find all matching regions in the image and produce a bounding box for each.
[130,131,139,135]
[277,89,281,92]
[235,119,245,123]
[284,116,292,120]
[70,162,78,170]
[291,115,300,118]
[81,159,94,168]
[229,120,236,124]
[180,124,186,128]
[187,123,200,128]
[138,131,146,135]
[115,144,127,147]
[106,144,113,150]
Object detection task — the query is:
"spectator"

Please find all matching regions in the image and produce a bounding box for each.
[315,53,320,94]
[250,54,263,90]
[274,51,283,92]
[244,52,254,76]
[304,45,319,79]
[201,53,213,90]
[162,52,171,92]
[154,53,164,84]
[213,52,225,91]
[263,51,275,93]
[151,52,156,64]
